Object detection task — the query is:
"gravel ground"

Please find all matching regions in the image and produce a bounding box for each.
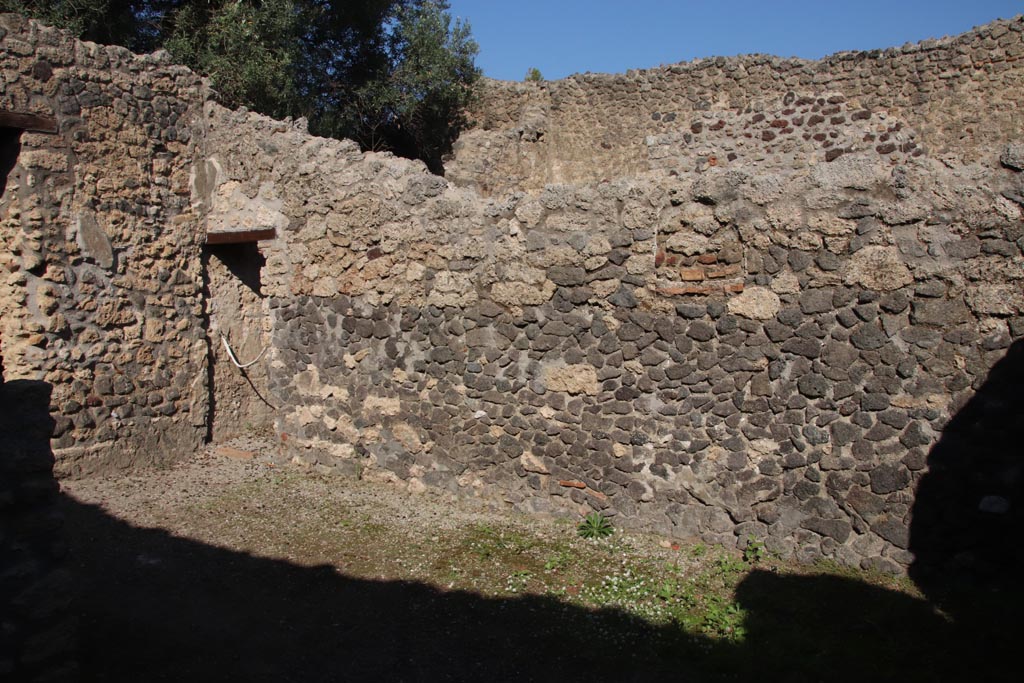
[62,437,519,540]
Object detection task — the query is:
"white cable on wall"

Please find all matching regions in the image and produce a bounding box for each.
[221,334,267,369]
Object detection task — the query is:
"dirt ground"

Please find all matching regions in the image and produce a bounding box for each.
[61,441,690,682]
[59,441,1016,683]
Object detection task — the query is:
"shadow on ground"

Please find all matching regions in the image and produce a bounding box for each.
[63,490,1016,683]
[65,494,679,682]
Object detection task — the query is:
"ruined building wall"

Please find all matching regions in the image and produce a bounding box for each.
[199,84,1024,571]
[188,109,300,443]
[448,17,1024,194]
[3,15,1023,575]
[1,15,209,476]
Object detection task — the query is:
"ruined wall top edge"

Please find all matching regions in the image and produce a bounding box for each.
[480,15,1024,87]
[0,12,199,74]
[454,16,1024,193]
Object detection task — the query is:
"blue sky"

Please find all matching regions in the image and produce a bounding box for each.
[445,1,1024,81]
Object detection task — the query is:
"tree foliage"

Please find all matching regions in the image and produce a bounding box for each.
[163,0,301,118]
[1,0,480,172]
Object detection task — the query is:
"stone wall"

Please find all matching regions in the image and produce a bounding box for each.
[448,16,1024,193]
[2,15,1023,575]
[193,87,1024,572]
[182,18,1024,572]
[1,15,209,475]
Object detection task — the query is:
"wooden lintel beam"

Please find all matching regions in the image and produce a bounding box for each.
[205,228,277,245]
[0,111,58,134]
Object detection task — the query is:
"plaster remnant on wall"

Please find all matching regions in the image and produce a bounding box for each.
[74,210,114,269]
[207,180,289,234]
[966,283,1024,316]
[845,246,914,291]
[189,157,222,211]
[363,396,402,417]
[391,423,424,454]
[520,450,550,474]
[491,279,556,307]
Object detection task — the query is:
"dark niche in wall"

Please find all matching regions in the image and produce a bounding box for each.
[204,242,267,297]
[0,126,23,199]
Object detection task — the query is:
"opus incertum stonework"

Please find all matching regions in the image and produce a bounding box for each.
[3,19,1024,673]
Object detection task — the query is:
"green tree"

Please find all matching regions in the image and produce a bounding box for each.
[2,0,480,173]
[303,0,479,172]
[375,0,479,172]
[164,0,301,118]
[524,67,543,82]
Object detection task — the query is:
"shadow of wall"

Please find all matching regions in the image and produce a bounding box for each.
[717,338,1024,683]
[0,375,77,681]
[695,341,1024,683]
[62,492,685,683]
[50,324,1024,683]
[63,484,1018,683]
[910,339,1024,593]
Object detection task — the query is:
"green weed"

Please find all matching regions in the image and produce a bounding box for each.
[466,523,535,559]
[702,596,747,640]
[742,536,766,565]
[543,549,572,572]
[505,570,533,593]
[577,512,614,539]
